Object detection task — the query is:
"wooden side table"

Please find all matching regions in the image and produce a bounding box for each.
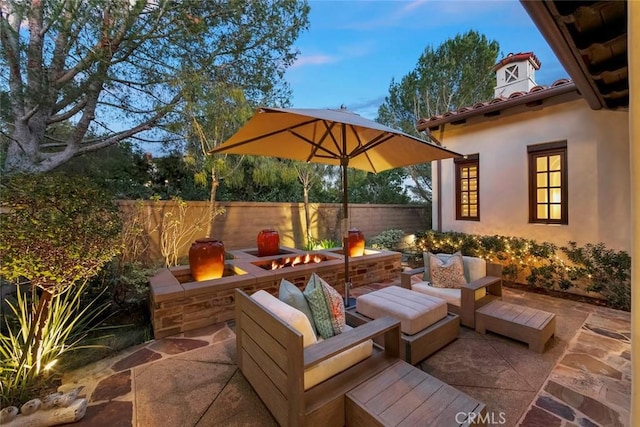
[346,359,486,426]
[475,300,556,353]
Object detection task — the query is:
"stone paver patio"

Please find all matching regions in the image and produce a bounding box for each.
[59,282,630,426]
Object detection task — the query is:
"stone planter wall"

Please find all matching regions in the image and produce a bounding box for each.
[149,247,401,339]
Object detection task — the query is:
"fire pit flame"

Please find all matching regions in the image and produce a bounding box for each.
[269,253,326,270]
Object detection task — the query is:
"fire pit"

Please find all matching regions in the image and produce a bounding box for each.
[149,246,401,338]
[255,253,331,270]
[226,247,298,258]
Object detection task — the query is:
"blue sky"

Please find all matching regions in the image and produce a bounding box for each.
[284,0,568,119]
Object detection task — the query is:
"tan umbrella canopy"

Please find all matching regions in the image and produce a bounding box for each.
[210,107,462,305]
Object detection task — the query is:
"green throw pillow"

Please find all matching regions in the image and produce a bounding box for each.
[303,273,344,339]
[278,278,317,335]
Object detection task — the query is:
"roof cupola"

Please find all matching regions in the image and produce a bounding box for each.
[493,52,541,98]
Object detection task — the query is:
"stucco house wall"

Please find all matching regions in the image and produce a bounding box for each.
[432,97,630,252]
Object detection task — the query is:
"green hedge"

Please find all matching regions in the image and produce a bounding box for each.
[414,230,630,311]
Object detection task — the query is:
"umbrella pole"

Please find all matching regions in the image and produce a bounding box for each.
[341,158,353,308]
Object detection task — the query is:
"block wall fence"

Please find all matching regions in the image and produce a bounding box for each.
[117,200,429,263]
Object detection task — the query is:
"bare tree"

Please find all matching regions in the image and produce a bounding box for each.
[184,83,252,236]
[294,162,332,245]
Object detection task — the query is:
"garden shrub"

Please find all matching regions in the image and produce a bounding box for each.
[369,229,406,251]
[118,196,220,268]
[303,238,341,251]
[561,242,631,311]
[90,260,156,314]
[414,230,631,310]
[0,172,122,406]
[0,172,122,292]
[118,200,154,267]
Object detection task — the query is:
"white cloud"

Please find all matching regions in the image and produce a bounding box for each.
[339,0,521,31]
[292,54,338,68]
[342,0,429,31]
[398,0,429,16]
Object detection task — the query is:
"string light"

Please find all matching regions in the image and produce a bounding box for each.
[416,231,615,295]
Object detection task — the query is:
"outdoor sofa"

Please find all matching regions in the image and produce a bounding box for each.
[234,289,401,426]
[401,253,503,328]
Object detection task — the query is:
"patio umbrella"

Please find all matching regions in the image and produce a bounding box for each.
[210,107,462,306]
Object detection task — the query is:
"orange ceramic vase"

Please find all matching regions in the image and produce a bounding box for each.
[189,239,225,281]
[257,229,280,256]
[348,228,365,257]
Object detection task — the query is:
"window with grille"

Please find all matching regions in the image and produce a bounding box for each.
[505,65,519,83]
[528,142,567,224]
[455,154,479,221]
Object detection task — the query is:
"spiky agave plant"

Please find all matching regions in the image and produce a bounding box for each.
[0,281,110,408]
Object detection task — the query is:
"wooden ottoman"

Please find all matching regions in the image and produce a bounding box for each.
[346,359,486,426]
[346,286,459,364]
[475,300,556,353]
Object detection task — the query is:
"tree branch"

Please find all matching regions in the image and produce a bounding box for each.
[51,79,94,114]
[26,0,45,112]
[50,1,76,80]
[48,97,89,124]
[0,5,26,117]
[21,105,40,122]
[75,91,183,155]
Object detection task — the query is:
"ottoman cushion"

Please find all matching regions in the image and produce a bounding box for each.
[356,286,447,335]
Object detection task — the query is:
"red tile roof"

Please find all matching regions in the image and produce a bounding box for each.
[417,79,578,131]
[521,1,628,110]
[492,52,541,71]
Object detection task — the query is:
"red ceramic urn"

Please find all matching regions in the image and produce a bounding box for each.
[257,229,280,257]
[348,228,365,257]
[189,238,225,281]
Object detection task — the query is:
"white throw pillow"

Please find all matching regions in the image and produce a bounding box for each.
[251,290,317,347]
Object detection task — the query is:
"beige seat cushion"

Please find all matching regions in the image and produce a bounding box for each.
[251,290,372,391]
[305,325,372,390]
[356,286,447,335]
[411,282,487,307]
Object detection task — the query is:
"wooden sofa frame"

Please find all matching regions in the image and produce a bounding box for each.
[401,261,503,329]
[235,289,401,427]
